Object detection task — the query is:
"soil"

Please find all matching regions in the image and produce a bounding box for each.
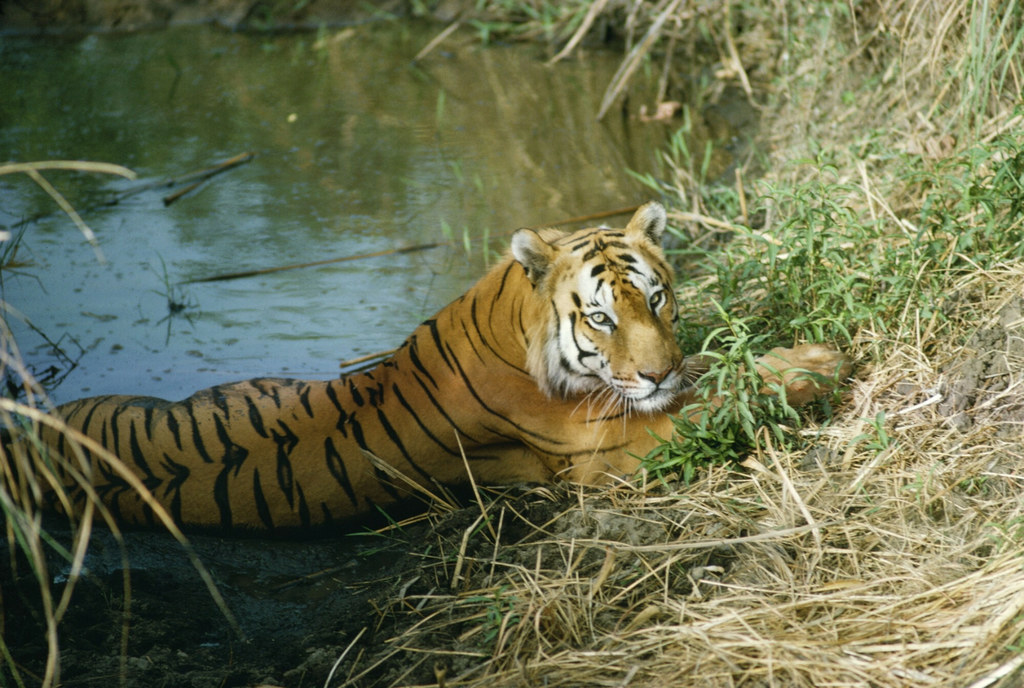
[937,295,1024,434]
[2,478,736,687]
[1,486,644,687]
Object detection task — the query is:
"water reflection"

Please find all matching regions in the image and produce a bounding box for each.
[0,22,669,403]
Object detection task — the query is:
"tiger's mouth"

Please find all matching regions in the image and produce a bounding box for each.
[610,374,681,413]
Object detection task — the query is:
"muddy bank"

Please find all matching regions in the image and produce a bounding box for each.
[2,487,605,687]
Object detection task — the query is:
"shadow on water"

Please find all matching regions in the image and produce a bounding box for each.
[0,20,753,688]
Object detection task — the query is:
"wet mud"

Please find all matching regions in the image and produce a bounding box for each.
[2,484,713,687]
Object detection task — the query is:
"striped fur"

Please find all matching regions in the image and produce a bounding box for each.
[38,203,849,532]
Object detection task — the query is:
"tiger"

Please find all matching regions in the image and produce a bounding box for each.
[25,202,849,532]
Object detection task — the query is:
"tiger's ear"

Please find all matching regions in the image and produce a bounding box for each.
[511,228,556,285]
[625,201,667,244]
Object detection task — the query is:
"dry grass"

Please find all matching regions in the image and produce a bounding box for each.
[345,1,1024,686]
[360,271,1024,684]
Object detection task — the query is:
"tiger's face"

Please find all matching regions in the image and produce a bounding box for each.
[511,202,685,414]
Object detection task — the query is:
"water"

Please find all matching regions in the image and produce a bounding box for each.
[0,22,671,404]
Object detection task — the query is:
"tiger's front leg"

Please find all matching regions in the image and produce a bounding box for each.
[753,343,851,406]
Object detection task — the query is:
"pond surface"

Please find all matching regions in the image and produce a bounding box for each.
[1,22,672,404]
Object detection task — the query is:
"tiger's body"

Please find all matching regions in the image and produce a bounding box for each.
[37,203,848,532]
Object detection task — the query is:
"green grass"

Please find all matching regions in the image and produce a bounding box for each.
[632,130,1024,480]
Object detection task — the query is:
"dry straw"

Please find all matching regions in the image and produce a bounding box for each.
[346,0,1024,686]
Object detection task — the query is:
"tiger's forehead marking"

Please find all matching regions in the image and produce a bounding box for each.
[563,232,668,311]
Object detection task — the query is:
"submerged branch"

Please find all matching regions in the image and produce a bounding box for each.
[3,152,255,230]
[187,205,643,285]
[184,242,445,284]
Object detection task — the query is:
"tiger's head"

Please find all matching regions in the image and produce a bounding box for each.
[510,202,685,414]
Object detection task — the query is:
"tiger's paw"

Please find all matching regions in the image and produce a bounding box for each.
[756,344,852,407]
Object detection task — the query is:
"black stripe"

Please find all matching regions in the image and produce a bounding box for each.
[324,437,358,509]
[299,384,315,416]
[76,396,113,440]
[320,502,334,525]
[348,379,364,406]
[159,453,189,524]
[108,405,125,457]
[325,383,350,436]
[566,229,624,249]
[142,407,155,442]
[425,319,455,372]
[392,384,458,456]
[256,379,285,408]
[126,417,161,490]
[350,415,369,451]
[245,395,269,438]
[445,343,565,445]
[407,338,438,388]
[212,414,249,530]
[470,294,530,375]
[296,482,311,528]
[584,409,629,422]
[491,261,517,304]
[271,420,298,507]
[411,372,483,445]
[376,408,433,483]
[212,384,231,419]
[367,383,383,407]
[185,399,214,464]
[165,408,183,451]
[349,418,402,502]
[325,382,344,411]
[478,421,526,444]
[252,469,274,530]
[568,310,600,363]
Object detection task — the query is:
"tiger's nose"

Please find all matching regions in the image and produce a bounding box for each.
[638,367,672,385]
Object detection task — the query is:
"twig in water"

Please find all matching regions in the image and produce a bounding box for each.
[339,349,396,371]
[162,180,203,207]
[526,204,640,229]
[187,203,641,285]
[185,242,444,284]
[414,20,462,61]
[4,153,254,229]
[115,151,256,204]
